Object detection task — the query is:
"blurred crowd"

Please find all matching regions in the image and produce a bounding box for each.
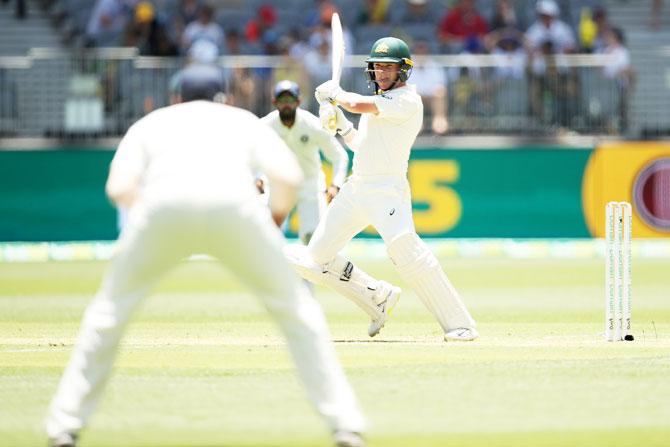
[47,0,637,135]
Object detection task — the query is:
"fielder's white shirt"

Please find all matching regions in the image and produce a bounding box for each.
[261,108,349,199]
[351,84,423,176]
[111,100,301,206]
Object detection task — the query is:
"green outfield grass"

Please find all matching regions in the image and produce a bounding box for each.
[1,254,669,447]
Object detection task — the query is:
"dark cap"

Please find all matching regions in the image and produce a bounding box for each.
[179,64,226,102]
[273,80,300,99]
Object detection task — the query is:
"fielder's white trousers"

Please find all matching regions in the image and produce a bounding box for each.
[307,174,414,264]
[294,193,326,244]
[46,199,365,438]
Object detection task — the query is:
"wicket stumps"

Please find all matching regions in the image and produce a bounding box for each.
[605,201,633,342]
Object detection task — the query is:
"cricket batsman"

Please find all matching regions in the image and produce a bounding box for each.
[285,37,478,342]
[260,80,348,244]
[46,65,366,447]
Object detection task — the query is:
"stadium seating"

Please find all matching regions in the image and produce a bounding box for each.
[1,0,669,138]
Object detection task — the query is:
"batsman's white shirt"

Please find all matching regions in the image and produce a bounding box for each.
[308,84,423,264]
[46,101,365,439]
[261,108,349,240]
[350,84,423,176]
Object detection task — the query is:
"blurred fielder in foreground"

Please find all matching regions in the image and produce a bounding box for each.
[46,65,366,447]
[260,80,349,244]
[286,37,478,342]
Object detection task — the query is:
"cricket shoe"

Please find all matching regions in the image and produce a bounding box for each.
[333,430,365,447]
[48,433,77,447]
[444,327,479,342]
[367,283,401,337]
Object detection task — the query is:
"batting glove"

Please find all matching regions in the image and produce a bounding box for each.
[319,103,338,135]
[333,106,353,136]
[320,103,353,136]
[315,80,343,104]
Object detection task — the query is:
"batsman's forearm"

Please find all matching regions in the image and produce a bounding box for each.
[336,91,378,114]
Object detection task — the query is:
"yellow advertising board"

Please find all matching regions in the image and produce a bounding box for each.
[583,142,670,237]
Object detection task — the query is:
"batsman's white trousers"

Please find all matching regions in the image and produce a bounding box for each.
[46,199,365,438]
[307,174,415,264]
[307,174,476,332]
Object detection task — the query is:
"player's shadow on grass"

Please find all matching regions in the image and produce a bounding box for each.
[332,338,415,343]
[160,444,324,447]
[161,445,290,447]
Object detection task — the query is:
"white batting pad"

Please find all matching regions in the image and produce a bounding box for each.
[387,233,476,332]
[283,244,390,319]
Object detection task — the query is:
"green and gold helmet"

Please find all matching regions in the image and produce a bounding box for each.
[365,37,414,91]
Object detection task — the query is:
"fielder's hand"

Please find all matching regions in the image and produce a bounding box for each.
[255,178,265,194]
[315,80,343,104]
[326,184,340,203]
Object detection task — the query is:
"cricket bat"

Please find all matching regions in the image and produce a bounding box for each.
[328,12,344,130]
